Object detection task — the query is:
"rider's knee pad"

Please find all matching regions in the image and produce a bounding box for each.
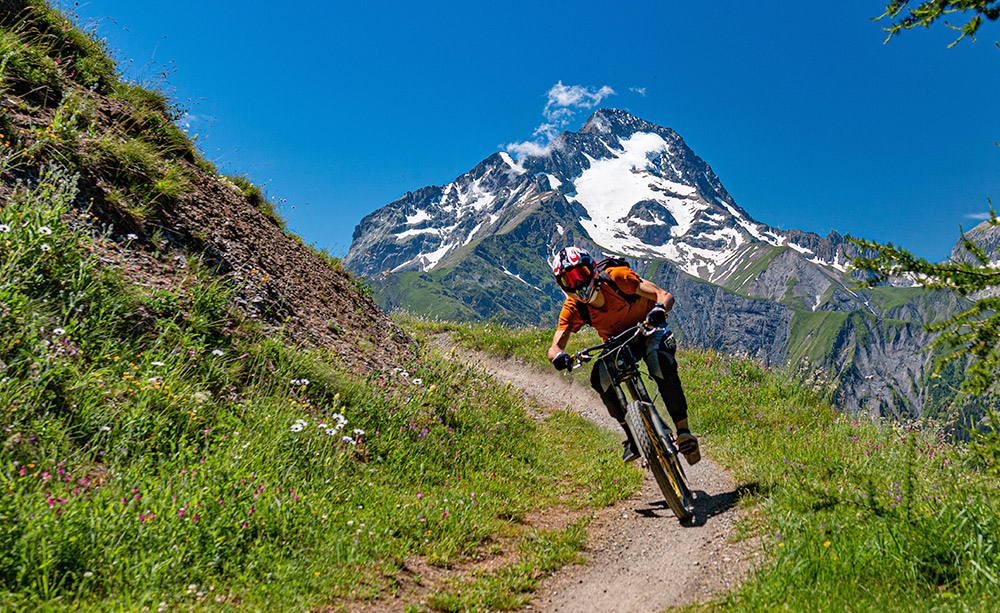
[645,348,676,381]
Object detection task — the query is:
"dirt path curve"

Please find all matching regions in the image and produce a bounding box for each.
[429,334,758,613]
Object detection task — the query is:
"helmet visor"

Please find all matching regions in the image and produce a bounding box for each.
[556,264,594,292]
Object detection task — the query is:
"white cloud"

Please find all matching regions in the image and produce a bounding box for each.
[505,81,616,160]
[505,140,554,159]
[965,211,995,220]
[545,82,615,115]
[629,86,647,96]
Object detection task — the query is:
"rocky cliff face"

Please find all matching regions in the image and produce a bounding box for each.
[347,109,971,418]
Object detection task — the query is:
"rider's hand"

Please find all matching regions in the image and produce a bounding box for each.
[645,303,668,327]
[551,351,572,371]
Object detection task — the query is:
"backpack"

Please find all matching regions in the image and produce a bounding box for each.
[577,257,641,327]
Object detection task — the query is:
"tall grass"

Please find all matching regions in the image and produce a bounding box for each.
[681,351,1000,610]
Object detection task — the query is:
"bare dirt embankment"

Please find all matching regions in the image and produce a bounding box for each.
[429,334,760,613]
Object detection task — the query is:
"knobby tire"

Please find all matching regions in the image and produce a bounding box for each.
[625,400,693,521]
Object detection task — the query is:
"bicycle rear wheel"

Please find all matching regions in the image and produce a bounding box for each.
[625,400,693,521]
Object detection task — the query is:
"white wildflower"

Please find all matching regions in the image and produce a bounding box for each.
[342,435,356,445]
[126,233,138,241]
[412,378,423,386]
[325,428,339,436]
[353,428,365,436]
[290,422,304,432]
[0,224,9,233]
[151,361,166,367]
[211,349,224,357]
[38,226,52,235]
[52,327,65,335]
[40,244,51,252]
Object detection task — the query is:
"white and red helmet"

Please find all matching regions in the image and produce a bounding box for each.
[553,246,598,302]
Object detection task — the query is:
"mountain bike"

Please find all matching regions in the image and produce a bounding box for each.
[569,323,695,521]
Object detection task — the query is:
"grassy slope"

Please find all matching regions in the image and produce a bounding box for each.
[720,244,788,293]
[428,318,1000,611]
[0,5,644,610]
[786,310,849,368]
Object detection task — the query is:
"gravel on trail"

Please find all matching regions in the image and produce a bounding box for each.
[432,335,760,613]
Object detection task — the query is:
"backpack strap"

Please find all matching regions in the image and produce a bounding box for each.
[597,269,639,305]
[578,301,592,327]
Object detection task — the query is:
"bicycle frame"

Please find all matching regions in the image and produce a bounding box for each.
[583,328,650,403]
[571,323,695,520]
[572,324,652,402]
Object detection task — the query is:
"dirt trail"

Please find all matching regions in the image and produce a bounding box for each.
[430,335,758,613]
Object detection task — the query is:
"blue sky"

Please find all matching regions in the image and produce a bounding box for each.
[63,0,1000,260]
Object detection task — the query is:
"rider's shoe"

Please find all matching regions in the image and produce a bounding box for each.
[622,440,640,463]
[676,432,701,465]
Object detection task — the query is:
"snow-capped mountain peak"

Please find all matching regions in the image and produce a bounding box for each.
[346,109,848,280]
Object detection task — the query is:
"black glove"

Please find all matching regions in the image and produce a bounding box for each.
[645,303,667,327]
[551,351,572,371]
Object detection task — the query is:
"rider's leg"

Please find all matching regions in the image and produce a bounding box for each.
[590,359,640,463]
[641,332,689,425]
[643,331,700,464]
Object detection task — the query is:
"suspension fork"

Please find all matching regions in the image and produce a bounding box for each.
[623,375,651,405]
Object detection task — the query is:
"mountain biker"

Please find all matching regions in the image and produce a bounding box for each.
[547,246,700,465]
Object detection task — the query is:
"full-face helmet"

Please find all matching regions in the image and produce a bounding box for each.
[553,246,599,302]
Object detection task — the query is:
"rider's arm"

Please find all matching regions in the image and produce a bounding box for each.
[547,328,572,360]
[636,278,674,311]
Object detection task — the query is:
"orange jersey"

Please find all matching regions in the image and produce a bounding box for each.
[556,266,655,339]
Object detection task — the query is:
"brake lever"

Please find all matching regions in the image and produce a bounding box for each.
[638,322,660,336]
[564,353,591,374]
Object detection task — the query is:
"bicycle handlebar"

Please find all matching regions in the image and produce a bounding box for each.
[567,322,657,371]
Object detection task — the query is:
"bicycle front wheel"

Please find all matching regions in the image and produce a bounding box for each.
[625,400,693,521]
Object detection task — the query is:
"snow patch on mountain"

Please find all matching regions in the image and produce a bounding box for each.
[499,151,525,174]
[502,266,542,291]
[395,226,437,239]
[405,209,432,225]
[573,132,704,253]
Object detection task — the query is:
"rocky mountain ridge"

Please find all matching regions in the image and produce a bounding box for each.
[349,109,855,285]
